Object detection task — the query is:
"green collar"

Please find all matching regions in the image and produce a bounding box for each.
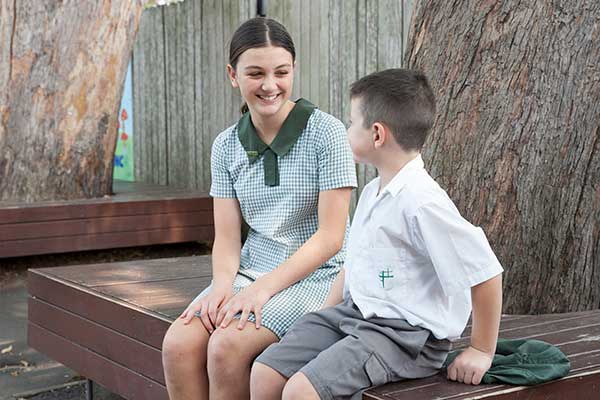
[237,98,316,186]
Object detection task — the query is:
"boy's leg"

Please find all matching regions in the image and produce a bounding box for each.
[251,304,352,400]
[284,313,450,400]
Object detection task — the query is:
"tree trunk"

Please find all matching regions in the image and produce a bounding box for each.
[406,1,599,313]
[0,0,143,202]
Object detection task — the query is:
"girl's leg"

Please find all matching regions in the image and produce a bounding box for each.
[250,362,288,400]
[162,317,211,400]
[207,323,278,400]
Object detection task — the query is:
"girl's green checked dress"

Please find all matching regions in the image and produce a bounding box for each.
[191,99,357,338]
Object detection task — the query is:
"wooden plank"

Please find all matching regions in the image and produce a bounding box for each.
[199,0,226,191]
[0,196,212,224]
[1,225,213,258]
[95,276,213,318]
[132,7,168,186]
[0,210,212,241]
[28,323,168,400]
[318,0,330,112]
[28,270,172,349]
[29,298,165,384]
[377,0,402,69]
[165,0,197,189]
[37,256,212,287]
[367,351,600,399]
[366,311,600,400]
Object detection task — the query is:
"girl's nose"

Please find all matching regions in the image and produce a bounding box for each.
[261,75,277,92]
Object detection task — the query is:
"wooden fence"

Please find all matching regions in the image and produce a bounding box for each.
[132,0,414,203]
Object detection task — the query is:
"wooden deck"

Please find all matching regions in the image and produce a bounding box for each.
[0,180,213,258]
[28,257,600,400]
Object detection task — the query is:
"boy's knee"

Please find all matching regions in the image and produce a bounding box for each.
[282,372,319,400]
[250,362,288,399]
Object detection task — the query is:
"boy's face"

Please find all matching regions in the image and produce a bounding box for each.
[347,97,374,164]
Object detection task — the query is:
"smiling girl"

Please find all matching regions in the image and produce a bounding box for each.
[161,17,357,400]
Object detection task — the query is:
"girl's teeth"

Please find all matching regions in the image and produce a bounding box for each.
[261,95,277,100]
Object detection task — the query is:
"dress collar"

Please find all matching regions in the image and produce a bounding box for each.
[237,99,316,186]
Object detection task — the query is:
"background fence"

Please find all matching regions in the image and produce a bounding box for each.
[132,0,414,205]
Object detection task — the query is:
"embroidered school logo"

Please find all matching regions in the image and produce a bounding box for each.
[379,268,394,288]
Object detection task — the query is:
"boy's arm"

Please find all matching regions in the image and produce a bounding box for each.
[447,274,502,385]
[321,268,345,309]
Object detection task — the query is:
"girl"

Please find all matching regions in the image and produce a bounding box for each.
[161,17,357,400]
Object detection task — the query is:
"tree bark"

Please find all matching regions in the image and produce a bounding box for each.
[406,0,600,313]
[0,0,143,202]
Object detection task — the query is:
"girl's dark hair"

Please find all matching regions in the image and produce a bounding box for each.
[229,17,296,114]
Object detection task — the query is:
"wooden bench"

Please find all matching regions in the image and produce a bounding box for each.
[28,256,600,399]
[1,181,213,258]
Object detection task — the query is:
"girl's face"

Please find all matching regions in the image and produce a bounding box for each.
[228,45,295,119]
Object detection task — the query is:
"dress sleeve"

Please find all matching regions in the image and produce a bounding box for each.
[209,132,236,198]
[316,117,358,191]
[411,202,504,297]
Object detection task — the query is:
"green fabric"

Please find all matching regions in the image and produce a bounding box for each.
[444,339,571,385]
[237,98,316,186]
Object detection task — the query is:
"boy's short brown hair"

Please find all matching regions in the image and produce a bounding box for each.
[350,69,436,151]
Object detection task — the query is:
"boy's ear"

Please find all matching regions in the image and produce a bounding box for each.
[372,122,387,149]
[226,64,239,88]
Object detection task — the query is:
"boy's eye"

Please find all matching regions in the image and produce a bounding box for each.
[247,71,263,77]
[276,71,289,76]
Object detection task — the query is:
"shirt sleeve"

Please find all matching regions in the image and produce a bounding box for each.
[209,131,236,198]
[316,116,358,191]
[411,202,503,297]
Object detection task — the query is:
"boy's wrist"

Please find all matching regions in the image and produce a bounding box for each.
[468,344,495,359]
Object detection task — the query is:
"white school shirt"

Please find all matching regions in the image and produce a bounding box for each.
[343,155,503,340]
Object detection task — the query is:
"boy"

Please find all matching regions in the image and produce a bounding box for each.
[250,69,504,400]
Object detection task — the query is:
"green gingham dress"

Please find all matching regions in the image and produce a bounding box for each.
[191,99,357,338]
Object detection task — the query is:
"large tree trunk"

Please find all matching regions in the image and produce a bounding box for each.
[0,1,142,202]
[406,1,599,313]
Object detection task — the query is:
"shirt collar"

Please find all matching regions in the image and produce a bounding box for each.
[237,98,316,162]
[381,154,425,197]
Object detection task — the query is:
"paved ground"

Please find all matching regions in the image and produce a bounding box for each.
[0,243,209,399]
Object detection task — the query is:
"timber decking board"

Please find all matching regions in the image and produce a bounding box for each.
[0,210,212,241]
[28,270,172,349]
[0,196,212,224]
[28,323,168,400]
[2,225,213,258]
[0,180,214,258]
[29,297,165,384]
[34,256,212,287]
[27,256,600,400]
[94,276,213,317]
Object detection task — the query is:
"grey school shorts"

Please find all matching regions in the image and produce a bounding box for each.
[255,297,451,400]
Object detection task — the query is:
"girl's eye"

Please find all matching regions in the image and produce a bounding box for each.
[248,72,262,77]
[276,71,289,76]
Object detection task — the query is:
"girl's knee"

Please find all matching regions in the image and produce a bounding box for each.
[206,329,245,376]
[162,319,208,366]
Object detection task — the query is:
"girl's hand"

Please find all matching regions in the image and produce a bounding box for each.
[216,283,272,330]
[179,284,234,333]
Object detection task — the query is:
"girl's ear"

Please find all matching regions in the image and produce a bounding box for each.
[226,64,238,88]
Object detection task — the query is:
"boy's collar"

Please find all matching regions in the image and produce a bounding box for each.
[380,154,424,196]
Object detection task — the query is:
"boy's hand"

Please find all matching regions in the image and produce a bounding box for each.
[447,346,493,385]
